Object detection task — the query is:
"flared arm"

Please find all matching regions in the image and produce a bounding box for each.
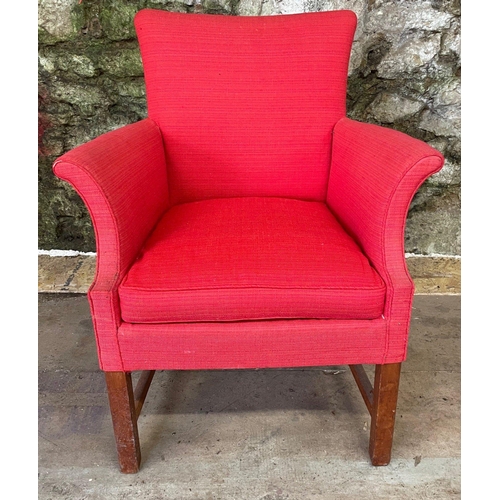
[327,117,444,361]
[53,118,169,290]
[53,118,169,370]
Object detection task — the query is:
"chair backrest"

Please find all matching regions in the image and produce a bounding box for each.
[135,9,357,205]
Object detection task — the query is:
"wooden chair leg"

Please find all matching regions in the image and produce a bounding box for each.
[369,363,402,466]
[105,372,141,473]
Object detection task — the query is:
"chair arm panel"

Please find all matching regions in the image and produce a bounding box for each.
[53,118,169,289]
[327,117,444,361]
[53,118,169,370]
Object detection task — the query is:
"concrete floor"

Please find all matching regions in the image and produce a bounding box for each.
[38,294,460,499]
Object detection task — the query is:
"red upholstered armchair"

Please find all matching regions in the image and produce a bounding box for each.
[53,9,444,473]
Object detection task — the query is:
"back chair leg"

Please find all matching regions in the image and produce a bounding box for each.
[369,363,402,466]
[105,372,141,473]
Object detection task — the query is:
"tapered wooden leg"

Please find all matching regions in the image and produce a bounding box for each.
[105,372,141,473]
[369,363,401,466]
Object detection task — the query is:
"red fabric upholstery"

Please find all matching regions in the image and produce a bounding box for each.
[134,9,356,205]
[52,10,445,371]
[327,118,444,361]
[118,197,385,323]
[53,118,169,371]
[117,319,389,371]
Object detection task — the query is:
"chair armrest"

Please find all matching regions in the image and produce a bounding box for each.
[53,118,169,290]
[327,117,444,289]
[327,117,444,361]
[53,118,169,370]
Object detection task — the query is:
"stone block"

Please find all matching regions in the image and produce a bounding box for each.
[377,33,441,79]
[368,93,425,123]
[38,0,80,41]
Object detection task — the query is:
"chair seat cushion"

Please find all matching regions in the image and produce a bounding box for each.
[118,197,386,323]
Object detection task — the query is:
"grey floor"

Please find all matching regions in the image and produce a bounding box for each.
[38,294,460,499]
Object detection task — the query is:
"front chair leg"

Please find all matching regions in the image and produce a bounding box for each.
[369,363,402,466]
[105,372,141,473]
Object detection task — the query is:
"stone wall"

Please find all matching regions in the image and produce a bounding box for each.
[38,0,461,254]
